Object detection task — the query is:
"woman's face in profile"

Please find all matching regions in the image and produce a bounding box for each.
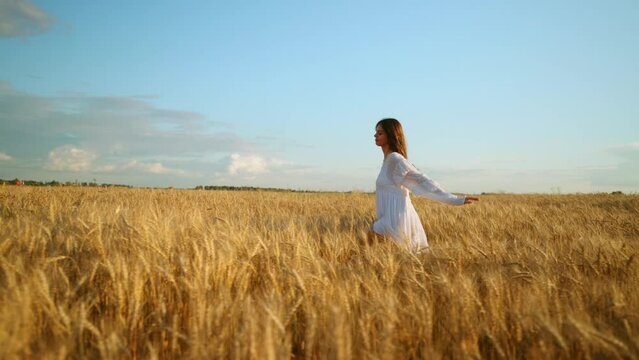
[374,125,388,147]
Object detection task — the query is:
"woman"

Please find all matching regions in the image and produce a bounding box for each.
[369,118,479,249]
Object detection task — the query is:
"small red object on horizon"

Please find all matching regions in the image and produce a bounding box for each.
[15,180,24,186]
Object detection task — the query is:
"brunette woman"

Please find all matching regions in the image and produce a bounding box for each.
[369,118,479,249]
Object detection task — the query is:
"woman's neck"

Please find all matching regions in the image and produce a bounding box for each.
[382,146,392,158]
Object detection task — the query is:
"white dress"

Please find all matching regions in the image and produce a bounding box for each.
[373,152,465,249]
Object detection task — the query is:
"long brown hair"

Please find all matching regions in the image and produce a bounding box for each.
[376,118,407,158]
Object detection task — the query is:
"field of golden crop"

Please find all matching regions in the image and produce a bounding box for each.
[1,186,638,359]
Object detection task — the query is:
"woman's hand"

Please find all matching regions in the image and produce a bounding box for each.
[464,196,479,204]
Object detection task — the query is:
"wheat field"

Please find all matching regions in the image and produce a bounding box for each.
[0,186,637,359]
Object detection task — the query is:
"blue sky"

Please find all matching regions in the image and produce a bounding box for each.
[0,0,637,193]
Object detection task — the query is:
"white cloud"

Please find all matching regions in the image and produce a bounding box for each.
[94,164,116,172]
[96,160,195,177]
[46,145,96,172]
[125,160,193,176]
[587,141,639,191]
[1,82,289,188]
[607,142,639,159]
[206,153,320,188]
[226,153,290,176]
[227,153,268,175]
[0,81,259,161]
[0,152,12,161]
[0,0,55,38]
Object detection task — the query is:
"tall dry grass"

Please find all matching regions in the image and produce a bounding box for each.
[0,186,637,359]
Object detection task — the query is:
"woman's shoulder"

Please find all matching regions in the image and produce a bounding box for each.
[386,152,407,161]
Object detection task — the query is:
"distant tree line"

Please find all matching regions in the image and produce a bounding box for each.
[480,191,626,195]
[193,185,322,193]
[1,179,316,192]
[0,178,131,188]
[2,178,627,195]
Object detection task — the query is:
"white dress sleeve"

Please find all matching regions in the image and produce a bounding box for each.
[387,153,465,206]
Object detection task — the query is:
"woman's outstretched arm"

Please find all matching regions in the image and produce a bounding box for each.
[388,153,478,205]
